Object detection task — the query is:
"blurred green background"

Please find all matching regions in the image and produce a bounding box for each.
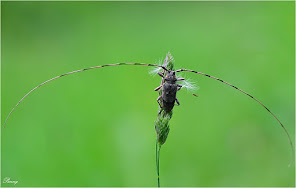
[1,1,295,187]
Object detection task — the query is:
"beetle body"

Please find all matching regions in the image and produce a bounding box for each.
[155,70,182,113]
[162,82,178,113]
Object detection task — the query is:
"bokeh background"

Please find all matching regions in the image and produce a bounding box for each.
[1,1,295,187]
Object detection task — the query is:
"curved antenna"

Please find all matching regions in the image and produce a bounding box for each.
[3,63,166,128]
[175,68,294,167]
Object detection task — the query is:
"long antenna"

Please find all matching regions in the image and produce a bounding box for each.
[3,63,165,128]
[176,68,295,167]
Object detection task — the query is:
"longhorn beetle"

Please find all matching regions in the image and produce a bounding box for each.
[155,70,184,113]
[3,54,294,186]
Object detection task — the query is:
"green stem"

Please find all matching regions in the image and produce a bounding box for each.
[156,141,161,188]
[154,52,174,187]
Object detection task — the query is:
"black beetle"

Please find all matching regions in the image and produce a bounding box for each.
[155,70,184,113]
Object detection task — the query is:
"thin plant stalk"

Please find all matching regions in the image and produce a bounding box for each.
[156,142,161,188]
[154,52,175,187]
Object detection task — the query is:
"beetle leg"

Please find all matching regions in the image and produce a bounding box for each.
[177,78,185,81]
[157,96,162,108]
[175,98,180,106]
[157,96,163,114]
[154,85,163,91]
[177,84,182,91]
[158,72,164,78]
[158,108,163,114]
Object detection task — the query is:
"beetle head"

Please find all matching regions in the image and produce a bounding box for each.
[165,71,177,83]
